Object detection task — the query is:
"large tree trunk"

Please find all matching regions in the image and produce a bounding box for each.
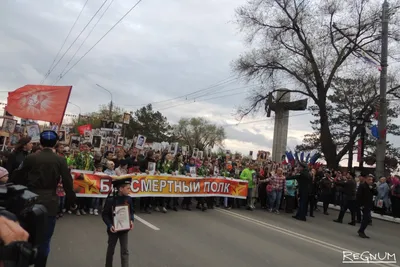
[318,103,338,169]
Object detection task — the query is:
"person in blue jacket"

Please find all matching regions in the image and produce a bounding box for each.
[102,177,134,267]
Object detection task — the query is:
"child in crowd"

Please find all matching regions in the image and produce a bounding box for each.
[56,178,66,219]
[102,177,134,267]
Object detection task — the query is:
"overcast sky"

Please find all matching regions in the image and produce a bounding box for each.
[1,0,399,161]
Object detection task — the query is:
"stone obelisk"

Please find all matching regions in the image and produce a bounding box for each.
[271,90,290,162]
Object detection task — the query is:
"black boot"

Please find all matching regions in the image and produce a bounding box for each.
[358,231,370,239]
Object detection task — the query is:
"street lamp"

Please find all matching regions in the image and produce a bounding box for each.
[95,84,113,119]
[356,116,372,171]
[68,102,82,123]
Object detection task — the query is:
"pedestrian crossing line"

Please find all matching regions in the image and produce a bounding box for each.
[135,215,160,231]
[216,208,399,267]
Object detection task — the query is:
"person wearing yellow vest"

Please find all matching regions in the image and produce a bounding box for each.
[240,162,256,211]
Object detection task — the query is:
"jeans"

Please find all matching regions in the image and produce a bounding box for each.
[359,207,372,233]
[35,216,56,267]
[140,197,151,210]
[165,197,179,208]
[92,198,100,210]
[247,188,253,207]
[296,192,308,219]
[269,190,282,211]
[59,196,65,213]
[153,197,165,207]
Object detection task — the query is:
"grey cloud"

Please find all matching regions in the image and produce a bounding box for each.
[0,0,248,114]
[0,0,318,150]
[224,126,273,148]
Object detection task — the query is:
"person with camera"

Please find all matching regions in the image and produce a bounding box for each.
[10,131,77,267]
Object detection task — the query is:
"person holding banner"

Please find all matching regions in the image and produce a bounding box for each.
[139,150,155,213]
[240,162,256,211]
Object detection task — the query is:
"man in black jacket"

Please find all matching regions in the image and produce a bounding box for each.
[287,162,310,221]
[319,171,333,215]
[333,172,357,225]
[356,175,376,238]
[11,131,77,267]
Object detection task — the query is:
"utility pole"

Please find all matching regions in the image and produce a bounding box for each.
[376,0,390,179]
[95,84,113,120]
[109,100,113,120]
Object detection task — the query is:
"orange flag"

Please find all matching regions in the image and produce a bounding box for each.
[6,85,72,125]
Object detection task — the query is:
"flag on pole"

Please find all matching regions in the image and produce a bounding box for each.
[6,85,72,125]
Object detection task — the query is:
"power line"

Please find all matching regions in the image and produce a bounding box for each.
[183,83,260,101]
[47,0,109,83]
[219,112,311,128]
[40,0,89,84]
[122,75,240,107]
[151,83,261,111]
[124,54,400,110]
[54,0,144,84]
[55,0,115,82]
[157,91,247,111]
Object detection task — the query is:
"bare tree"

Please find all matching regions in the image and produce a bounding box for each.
[296,74,400,168]
[173,117,226,151]
[233,0,400,168]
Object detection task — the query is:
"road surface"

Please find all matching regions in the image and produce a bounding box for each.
[48,206,399,267]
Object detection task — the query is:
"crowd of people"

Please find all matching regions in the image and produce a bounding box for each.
[1,136,400,236]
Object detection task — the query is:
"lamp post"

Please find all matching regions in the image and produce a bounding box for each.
[356,116,372,171]
[68,102,82,123]
[95,84,113,119]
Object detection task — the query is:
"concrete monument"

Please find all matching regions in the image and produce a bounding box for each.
[265,89,308,162]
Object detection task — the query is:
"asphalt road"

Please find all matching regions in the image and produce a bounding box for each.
[48,205,400,267]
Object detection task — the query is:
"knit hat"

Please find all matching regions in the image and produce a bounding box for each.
[0,167,9,178]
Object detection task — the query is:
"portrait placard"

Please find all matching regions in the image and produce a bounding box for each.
[135,134,146,149]
[58,130,66,142]
[122,113,131,124]
[117,136,124,146]
[113,205,131,232]
[189,166,196,176]
[26,124,40,142]
[2,118,17,133]
[148,162,156,174]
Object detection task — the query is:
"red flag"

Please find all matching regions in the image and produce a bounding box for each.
[77,124,92,135]
[5,85,72,125]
